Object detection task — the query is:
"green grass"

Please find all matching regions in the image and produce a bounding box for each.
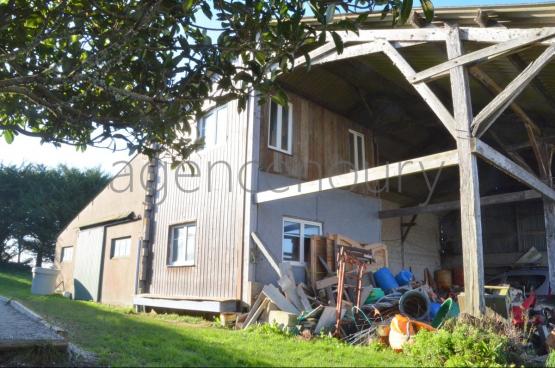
[0,266,408,367]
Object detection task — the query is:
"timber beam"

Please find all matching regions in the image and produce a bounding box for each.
[255,149,458,203]
[472,139,555,201]
[447,25,485,317]
[379,189,540,218]
[412,28,555,84]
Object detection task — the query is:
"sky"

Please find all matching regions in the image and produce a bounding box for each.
[1,0,553,175]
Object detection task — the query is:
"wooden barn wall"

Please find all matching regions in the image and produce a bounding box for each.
[147,99,249,300]
[259,91,376,196]
[440,199,547,274]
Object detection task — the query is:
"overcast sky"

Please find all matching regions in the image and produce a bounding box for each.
[1,0,552,175]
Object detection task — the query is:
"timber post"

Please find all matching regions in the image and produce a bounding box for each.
[446,25,486,316]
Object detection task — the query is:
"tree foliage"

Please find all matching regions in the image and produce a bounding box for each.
[0,0,432,163]
[0,164,109,266]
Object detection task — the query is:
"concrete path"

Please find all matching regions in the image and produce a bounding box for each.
[0,299,66,350]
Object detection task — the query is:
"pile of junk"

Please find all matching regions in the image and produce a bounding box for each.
[225,233,555,354]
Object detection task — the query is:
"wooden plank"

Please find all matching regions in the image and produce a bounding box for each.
[251,232,282,277]
[413,28,555,84]
[314,306,337,334]
[256,149,458,203]
[310,236,328,290]
[468,66,540,133]
[380,40,457,138]
[447,25,485,317]
[318,256,333,275]
[297,284,313,311]
[278,274,304,311]
[132,296,236,313]
[244,298,270,329]
[261,284,299,315]
[461,27,555,45]
[316,276,338,290]
[472,140,555,201]
[471,44,555,137]
[310,41,383,66]
[243,293,266,326]
[378,189,541,218]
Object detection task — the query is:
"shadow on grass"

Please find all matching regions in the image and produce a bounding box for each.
[0,269,407,367]
[0,271,285,366]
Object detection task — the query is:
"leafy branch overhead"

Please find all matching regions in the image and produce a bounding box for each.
[0,0,432,162]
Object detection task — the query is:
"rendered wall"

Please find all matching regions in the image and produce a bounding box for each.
[254,171,382,285]
[380,199,442,280]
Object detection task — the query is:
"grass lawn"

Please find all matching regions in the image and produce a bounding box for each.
[0,266,409,367]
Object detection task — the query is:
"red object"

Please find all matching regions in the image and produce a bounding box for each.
[512,291,537,326]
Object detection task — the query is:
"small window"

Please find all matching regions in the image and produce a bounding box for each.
[268,100,293,154]
[169,223,196,266]
[282,218,322,265]
[61,246,73,263]
[349,130,365,171]
[198,105,228,148]
[111,237,131,258]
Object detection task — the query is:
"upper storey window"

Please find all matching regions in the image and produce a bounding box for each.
[198,105,228,148]
[268,100,293,154]
[349,129,365,171]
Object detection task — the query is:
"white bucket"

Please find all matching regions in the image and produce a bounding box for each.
[31,267,59,295]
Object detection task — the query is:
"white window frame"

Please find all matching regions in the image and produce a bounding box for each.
[348,129,366,171]
[198,104,228,149]
[282,217,322,266]
[268,101,293,155]
[168,222,196,267]
[61,246,73,263]
[111,237,131,259]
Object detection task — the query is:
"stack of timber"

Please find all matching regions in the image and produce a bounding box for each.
[239,232,388,336]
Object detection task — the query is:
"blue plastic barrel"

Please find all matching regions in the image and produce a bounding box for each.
[395,269,413,286]
[374,267,399,292]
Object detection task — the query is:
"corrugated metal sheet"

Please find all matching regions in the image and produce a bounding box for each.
[73,227,105,301]
[147,99,249,300]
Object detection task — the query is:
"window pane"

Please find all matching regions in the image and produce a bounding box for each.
[281,104,289,151]
[172,227,185,263]
[283,221,300,262]
[62,247,73,262]
[284,221,300,236]
[283,236,300,262]
[304,224,321,237]
[349,132,356,169]
[185,224,196,262]
[357,135,364,169]
[203,112,217,147]
[269,102,278,147]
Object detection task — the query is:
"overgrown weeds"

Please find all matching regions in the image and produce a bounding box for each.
[404,314,523,367]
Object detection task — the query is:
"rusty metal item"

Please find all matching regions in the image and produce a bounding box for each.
[334,245,374,336]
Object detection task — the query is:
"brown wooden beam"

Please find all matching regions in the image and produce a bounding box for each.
[379,189,540,218]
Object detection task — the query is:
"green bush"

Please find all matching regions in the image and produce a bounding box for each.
[547,351,555,368]
[404,319,513,367]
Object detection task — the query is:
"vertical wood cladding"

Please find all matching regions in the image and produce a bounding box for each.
[259,92,376,196]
